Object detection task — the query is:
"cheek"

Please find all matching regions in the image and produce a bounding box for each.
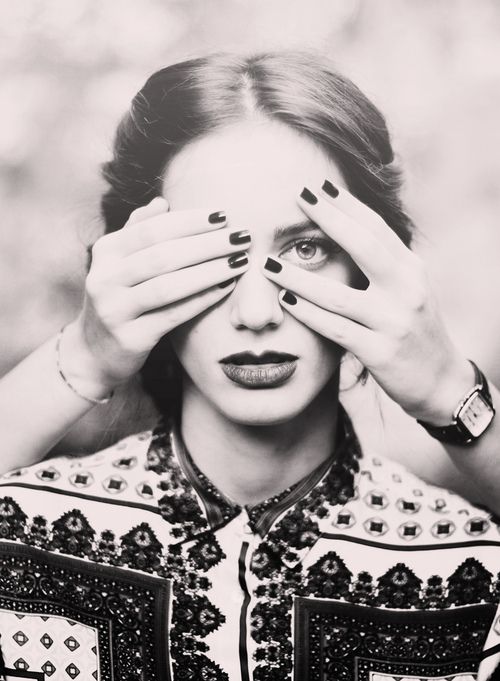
[324,253,364,289]
[168,310,219,369]
[319,335,345,363]
[168,319,197,366]
[302,324,344,370]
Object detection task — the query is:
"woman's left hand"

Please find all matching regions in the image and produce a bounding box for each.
[262,180,474,426]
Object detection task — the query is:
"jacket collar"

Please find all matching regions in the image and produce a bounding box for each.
[145,406,361,556]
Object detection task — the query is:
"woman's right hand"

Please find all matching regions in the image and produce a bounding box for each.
[61,197,250,398]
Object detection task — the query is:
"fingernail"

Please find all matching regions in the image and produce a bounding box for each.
[229,230,251,246]
[208,211,226,224]
[264,257,282,273]
[322,180,339,198]
[228,252,248,269]
[218,278,234,289]
[300,187,318,205]
[281,290,297,305]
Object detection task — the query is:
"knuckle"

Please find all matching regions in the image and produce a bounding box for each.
[127,204,149,224]
[152,246,174,272]
[164,308,183,331]
[96,291,129,328]
[377,340,398,366]
[116,332,143,355]
[406,283,427,313]
[132,227,154,252]
[329,287,357,314]
[91,233,113,257]
[148,276,169,305]
[328,294,347,314]
[391,314,413,343]
[90,240,104,261]
[84,272,101,298]
[331,320,349,345]
[94,299,116,327]
[120,257,145,284]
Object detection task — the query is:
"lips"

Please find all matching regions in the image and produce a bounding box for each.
[219,351,298,388]
[220,351,298,365]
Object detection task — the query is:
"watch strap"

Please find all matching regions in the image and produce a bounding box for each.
[417,361,494,446]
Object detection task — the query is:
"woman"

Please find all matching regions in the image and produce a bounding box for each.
[1,63,500,515]
[0,52,499,680]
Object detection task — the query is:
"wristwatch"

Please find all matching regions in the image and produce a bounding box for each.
[417,361,495,446]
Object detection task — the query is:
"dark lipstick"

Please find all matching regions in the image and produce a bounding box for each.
[219,351,298,388]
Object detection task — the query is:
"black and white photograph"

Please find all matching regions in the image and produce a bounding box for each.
[1,1,500,679]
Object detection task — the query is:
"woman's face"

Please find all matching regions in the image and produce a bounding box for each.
[164,120,356,425]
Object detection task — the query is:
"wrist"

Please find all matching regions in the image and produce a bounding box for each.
[60,320,120,400]
[406,355,476,426]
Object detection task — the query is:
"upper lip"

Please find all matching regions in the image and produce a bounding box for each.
[220,351,299,365]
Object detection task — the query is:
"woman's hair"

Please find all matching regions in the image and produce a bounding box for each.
[100,51,414,416]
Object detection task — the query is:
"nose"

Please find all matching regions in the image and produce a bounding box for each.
[229,262,284,331]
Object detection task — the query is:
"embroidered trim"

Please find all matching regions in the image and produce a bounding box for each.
[0,496,229,679]
[0,542,170,680]
[294,598,496,681]
[251,548,499,680]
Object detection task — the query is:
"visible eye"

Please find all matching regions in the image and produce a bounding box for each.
[279,237,341,270]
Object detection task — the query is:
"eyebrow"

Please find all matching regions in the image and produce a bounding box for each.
[273,220,321,240]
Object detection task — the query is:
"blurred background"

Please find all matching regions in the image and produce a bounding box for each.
[1,0,500,496]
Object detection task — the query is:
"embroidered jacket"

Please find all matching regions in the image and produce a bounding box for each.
[0,412,499,681]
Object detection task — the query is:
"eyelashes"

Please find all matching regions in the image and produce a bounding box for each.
[279,236,341,269]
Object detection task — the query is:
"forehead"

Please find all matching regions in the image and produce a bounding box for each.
[163,120,344,233]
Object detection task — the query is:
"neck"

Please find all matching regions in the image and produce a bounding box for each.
[179,376,340,506]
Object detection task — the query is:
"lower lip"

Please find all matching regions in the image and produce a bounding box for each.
[220,361,297,388]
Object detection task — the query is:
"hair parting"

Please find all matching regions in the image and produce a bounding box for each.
[99,50,414,415]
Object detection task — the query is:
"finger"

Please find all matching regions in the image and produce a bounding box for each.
[118,228,251,286]
[129,251,249,314]
[126,196,170,226]
[131,280,237,344]
[278,288,375,359]
[319,180,409,256]
[262,256,376,328]
[107,209,228,258]
[297,187,395,281]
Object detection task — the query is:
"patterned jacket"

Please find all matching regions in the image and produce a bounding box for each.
[0,412,499,681]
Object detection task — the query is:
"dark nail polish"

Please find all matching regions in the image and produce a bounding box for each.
[228,252,248,269]
[264,257,282,273]
[218,278,234,289]
[208,211,226,224]
[322,180,339,198]
[300,187,318,205]
[229,230,251,246]
[282,291,297,305]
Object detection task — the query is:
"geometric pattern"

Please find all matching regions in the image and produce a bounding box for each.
[1,418,500,681]
[431,519,456,539]
[397,520,422,540]
[363,517,389,536]
[0,542,171,680]
[294,598,495,681]
[0,610,97,678]
[102,475,127,494]
[370,674,475,680]
[42,661,57,676]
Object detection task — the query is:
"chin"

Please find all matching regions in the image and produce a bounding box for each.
[212,387,320,426]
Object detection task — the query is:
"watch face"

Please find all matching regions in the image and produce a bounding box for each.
[458,391,495,437]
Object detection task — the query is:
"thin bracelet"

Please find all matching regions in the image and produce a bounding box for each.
[56,326,114,405]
